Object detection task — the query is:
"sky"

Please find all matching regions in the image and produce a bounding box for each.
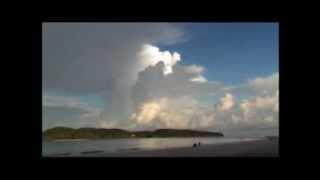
[42,23,279,131]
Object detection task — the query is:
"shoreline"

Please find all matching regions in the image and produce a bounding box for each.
[98,138,278,157]
[47,137,278,157]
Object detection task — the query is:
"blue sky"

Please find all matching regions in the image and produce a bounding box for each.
[160,23,278,86]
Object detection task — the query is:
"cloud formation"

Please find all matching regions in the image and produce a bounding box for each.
[218,93,235,111]
[42,23,278,131]
[138,44,181,75]
[130,61,279,130]
[229,72,279,95]
[130,96,216,130]
[248,72,279,95]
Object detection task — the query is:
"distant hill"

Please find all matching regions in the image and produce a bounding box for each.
[43,127,223,141]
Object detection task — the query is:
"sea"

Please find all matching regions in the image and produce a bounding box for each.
[42,128,278,156]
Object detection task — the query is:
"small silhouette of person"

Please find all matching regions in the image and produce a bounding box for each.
[198,142,201,147]
[193,143,197,148]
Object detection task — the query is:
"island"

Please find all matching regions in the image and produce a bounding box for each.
[43,127,224,141]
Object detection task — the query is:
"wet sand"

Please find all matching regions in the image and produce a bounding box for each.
[84,138,278,157]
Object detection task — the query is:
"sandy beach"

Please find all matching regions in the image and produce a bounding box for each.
[73,138,278,157]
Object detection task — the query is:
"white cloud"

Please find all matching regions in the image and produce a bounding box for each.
[138,44,181,75]
[129,90,278,130]
[130,70,279,130]
[218,93,235,111]
[183,64,207,83]
[190,75,208,83]
[130,96,216,130]
[225,72,279,97]
[211,73,279,129]
[238,91,279,127]
[248,72,279,95]
[131,51,222,116]
[184,64,205,74]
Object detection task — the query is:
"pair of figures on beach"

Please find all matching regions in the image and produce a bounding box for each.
[193,142,201,148]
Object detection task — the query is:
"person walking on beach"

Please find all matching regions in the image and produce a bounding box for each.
[198,142,201,147]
